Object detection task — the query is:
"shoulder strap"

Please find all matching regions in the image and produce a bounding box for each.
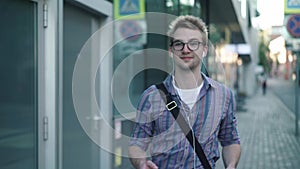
[156,83,212,169]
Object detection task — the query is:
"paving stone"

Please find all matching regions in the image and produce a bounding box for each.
[215,87,300,169]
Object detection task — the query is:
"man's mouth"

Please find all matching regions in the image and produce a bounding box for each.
[180,56,193,61]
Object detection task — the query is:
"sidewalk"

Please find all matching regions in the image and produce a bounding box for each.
[216,88,300,169]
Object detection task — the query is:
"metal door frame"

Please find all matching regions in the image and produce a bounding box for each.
[56,1,113,169]
[31,0,49,168]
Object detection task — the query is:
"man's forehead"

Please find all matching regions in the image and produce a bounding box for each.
[172,29,202,41]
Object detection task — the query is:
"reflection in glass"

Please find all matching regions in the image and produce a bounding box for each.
[0,0,37,169]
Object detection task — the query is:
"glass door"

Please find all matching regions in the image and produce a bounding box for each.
[61,2,111,169]
[0,0,38,169]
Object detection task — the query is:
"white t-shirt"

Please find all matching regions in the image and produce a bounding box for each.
[173,79,203,110]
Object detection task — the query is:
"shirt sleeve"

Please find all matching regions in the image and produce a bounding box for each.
[129,87,155,151]
[218,89,240,147]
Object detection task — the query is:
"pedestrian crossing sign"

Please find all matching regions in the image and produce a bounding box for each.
[285,0,300,14]
[114,0,145,20]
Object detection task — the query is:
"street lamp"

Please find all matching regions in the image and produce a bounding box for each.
[235,57,242,98]
[292,41,300,137]
[237,58,243,66]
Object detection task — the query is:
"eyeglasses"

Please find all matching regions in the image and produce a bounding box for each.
[171,40,203,51]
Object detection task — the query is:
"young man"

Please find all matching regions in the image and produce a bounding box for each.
[128,15,241,169]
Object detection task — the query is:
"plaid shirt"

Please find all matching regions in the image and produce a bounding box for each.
[129,73,240,169]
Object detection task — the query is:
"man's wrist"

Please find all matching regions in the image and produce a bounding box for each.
[226,164,236,169]
[138,159,146,169]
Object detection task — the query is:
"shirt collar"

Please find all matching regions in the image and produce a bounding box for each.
[201,72,217,89]
[163,75,177,96]
[163,72,216,92]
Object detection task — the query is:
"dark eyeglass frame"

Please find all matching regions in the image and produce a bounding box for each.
[171,40,203,51]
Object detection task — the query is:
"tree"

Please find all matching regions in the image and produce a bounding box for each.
[258,40,271,74]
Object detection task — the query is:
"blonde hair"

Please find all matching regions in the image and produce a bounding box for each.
[167,15,208,46]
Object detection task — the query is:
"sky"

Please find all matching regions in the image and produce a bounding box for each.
[256,0,284,29]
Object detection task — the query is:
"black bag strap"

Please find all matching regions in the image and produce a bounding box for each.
[156,83,212,169]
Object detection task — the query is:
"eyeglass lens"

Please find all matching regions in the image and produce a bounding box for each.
[172,40,201,51]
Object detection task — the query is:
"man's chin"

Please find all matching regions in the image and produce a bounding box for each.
[177,64,197,72]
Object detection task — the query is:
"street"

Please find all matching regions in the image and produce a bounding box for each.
[269,77,299,114]
[216,77,300,169]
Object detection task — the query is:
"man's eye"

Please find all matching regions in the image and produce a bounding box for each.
[173,42,183,46]
[189,41,199,46]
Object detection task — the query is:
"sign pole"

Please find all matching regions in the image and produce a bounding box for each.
[293,41,300,137]
[287,13,300,136]
[296,50,299,136]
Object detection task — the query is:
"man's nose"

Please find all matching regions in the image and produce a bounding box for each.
[182,44,191,52]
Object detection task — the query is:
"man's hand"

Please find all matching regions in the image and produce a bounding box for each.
[129,146,158,169]
[140,160,158,169]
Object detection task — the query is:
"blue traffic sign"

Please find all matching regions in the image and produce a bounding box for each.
[287,14,300,37]
[114,0,145,19]
[119,20,142,41]
[286,0,300,9]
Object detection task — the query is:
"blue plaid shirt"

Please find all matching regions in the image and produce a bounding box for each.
[129,73,240,169]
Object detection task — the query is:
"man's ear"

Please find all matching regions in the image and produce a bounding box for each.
[169,49,173,58]
[202,46,208,57]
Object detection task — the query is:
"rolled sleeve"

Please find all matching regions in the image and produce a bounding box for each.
[129,87,155,151]
[218,90,240,147]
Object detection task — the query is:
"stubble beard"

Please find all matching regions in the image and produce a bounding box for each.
[175,56,202,73]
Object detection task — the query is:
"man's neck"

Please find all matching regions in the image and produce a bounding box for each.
[174,68,203,89]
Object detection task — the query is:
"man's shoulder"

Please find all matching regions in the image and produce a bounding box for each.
[205,76,227,88]
[142,75,172,96]
[205,77,233,94]
[140,84,161,100]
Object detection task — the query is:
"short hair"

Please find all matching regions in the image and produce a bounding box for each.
[167,15,208,46]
